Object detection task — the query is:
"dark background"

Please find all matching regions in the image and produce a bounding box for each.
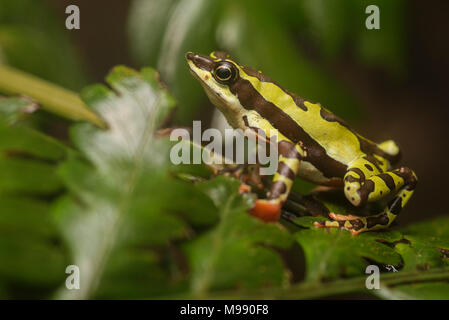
[44,0,449,225]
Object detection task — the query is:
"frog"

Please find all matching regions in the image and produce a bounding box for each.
[185,51,417,234]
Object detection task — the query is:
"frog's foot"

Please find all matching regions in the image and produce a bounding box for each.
[250,199,281,222]
[313,213,367,235]
[328,212,361,221]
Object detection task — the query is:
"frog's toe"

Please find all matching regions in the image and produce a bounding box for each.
[313,215,365,235]
[313,220,340,229]
[329,212,360,221]
[250,199,281,222]
[349,228,363,235]
[313,220,327,228]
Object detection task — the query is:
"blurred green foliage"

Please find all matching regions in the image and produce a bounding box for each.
[0,97,70,298]
[128,0,406,124]
[294,217,403,282]
[396,217,449,272]
[0,0,88,90]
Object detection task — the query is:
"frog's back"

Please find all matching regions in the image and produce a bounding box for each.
[235,64,400,171]
[294,100,401,168]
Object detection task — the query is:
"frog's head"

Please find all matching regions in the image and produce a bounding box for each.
[186,51,246,128]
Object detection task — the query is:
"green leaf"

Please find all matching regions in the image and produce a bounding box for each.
[294,216,402,282]
[72,67,176,169]
[395,217,449,272]
[0,97,68,194]
[93,248,186,299]
[0,196,56,238]
[0,155,62,194]
[55,66,290,299]
[0,96,68,297]
[0,233,66,288]
[0,97,69,160]
[0,66,107,127]
[207,267,449,300]
[184,176,293,296]
[0,96,38,125]
[53,66,195,299]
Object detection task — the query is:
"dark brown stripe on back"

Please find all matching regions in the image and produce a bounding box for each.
[359,137,401,165]
[230,78,347,178]
[319,107,348,126]
[317,103,402,166]
[241,65,307,111]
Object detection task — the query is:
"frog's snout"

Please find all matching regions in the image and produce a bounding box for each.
[185,52,195,61]
[185,52,214,72]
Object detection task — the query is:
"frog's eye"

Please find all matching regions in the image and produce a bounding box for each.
[213,62,237,84]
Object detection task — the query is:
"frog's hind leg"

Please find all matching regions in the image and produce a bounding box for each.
[315,158,417,234]
[250,143,301,222]
[378,140,401,164]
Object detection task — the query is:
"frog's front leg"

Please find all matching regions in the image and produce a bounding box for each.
[250,142,301,222]
[315,157,417,234]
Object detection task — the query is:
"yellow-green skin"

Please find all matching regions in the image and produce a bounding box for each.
[186,51,417,234]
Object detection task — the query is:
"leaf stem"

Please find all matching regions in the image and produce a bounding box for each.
[197,268,449,299]
[0,64,106,128]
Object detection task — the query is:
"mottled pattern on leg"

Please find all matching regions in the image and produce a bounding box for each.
[316,165,417,234]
